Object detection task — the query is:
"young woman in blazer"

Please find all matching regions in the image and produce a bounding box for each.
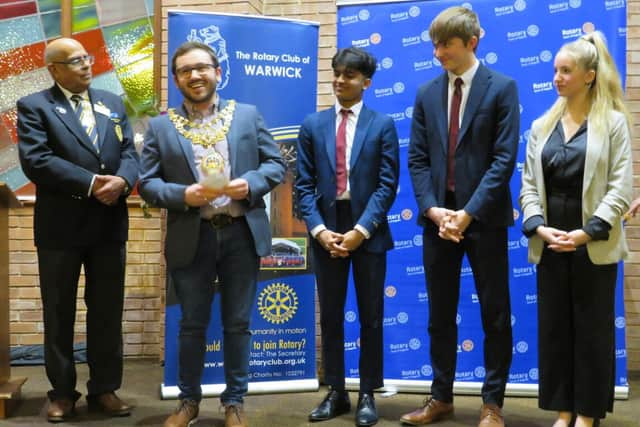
[520,32,632,427]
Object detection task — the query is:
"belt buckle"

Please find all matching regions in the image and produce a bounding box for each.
[209,214,232,229]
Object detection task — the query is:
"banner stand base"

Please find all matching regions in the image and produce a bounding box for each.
[345,379,629,400]
[161,379,319,400]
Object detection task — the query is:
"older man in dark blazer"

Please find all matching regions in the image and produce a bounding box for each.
[401,7,519,427]
[139,41,285,427]
[17,37,139,422]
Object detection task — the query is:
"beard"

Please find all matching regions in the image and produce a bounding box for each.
[179,81,216,105]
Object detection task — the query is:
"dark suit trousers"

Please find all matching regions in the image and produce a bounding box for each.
[422,221,512,406]
[37,243,125,401]
[311,200,385,392]
[537,192,616,419]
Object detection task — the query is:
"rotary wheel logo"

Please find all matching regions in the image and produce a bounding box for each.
[258,282,299,324]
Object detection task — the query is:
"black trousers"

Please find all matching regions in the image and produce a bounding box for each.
[537,193,617,418]
[422,219,512,406]
[311,200,386,392]
[37,243,126,401]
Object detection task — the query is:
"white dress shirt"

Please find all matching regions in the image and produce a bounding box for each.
[447,59,480,129]
[310,100,370,239]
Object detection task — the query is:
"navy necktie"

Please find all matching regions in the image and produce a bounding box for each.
[71,94,99,153]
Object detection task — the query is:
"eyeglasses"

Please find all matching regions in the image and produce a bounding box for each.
[51,55,95,68]
[175,63,217,79]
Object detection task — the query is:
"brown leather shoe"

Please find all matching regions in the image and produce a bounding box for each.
[164,399,199,427]
[478,404,504,427]
[400,397,454,425]
[225,404,248,427]
[46,398,75,422]
[87,392,132,416]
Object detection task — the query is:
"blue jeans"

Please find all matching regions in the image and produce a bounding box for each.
[170,218,259,405]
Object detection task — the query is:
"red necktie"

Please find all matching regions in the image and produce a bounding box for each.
[336,109,350,196]
[447,77,463,192]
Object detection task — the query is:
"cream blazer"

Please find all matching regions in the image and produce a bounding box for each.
[519,110,632,265]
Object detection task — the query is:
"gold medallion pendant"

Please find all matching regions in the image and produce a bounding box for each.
[200,151,228,190]
[202,151,224,175]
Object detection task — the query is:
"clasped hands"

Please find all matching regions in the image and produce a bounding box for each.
[92,175,127,206]
[428,207,472,243]
[317,229,365,258]
[184,178,249,207]
[536,226,591,252]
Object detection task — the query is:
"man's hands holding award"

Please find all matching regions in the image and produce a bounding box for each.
[184,152,249,207]
[200,152,228,190]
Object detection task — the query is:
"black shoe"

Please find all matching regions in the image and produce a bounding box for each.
[355,393,378,426]
[309,389,351,422]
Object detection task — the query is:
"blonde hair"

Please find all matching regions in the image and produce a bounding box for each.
[538,31,631,137]
[429,6,480,49]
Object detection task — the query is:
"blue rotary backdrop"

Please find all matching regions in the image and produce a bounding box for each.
[163,11,319,398]
[338,0,629,397]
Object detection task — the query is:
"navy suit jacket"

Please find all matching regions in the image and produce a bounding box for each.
[296,105,399,253]
[17,85,139,248]
[408,64,519,228]
[139,99,285,269]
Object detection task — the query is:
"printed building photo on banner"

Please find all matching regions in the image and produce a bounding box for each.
[337,0,629,397]
[261,238,308,271]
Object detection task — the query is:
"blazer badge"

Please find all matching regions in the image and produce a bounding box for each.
[115,124,123,142]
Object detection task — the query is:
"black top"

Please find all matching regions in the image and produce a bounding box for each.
[522,121,610,240]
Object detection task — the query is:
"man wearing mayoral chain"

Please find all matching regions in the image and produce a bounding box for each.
[139,41,285,427]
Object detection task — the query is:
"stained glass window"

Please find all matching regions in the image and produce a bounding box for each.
[0,0,156,195]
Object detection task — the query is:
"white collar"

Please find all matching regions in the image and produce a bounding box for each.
[334,100,363,116]
[447,58,480,87]
[57,83,89,103]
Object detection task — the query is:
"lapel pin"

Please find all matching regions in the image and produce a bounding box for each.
[55,106,67,114]
[115,124,123,142]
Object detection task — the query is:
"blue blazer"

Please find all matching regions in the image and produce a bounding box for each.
[408,64,520,228]
[17,85,139,248]
[296,105,399,253]
[139,99,285,269]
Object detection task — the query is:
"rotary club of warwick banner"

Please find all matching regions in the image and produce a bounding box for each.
[163,11,319,398]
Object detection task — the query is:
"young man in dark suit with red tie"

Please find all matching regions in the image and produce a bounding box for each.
[296,48,399,427]
[401,7,519,427]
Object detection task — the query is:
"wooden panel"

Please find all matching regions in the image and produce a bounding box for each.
[0,377,28,419]
[0,184,10,384]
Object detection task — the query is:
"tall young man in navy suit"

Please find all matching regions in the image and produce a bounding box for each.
[17,38,139,422]
[296,48,399,427]
[139,42,285,427]
[401,7,519,427]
